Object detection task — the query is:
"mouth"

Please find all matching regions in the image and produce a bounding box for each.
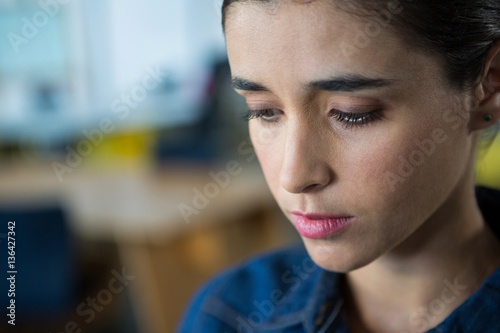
[289,211,355,239]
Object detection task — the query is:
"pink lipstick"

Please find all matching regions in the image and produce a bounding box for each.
[290,211,354,239]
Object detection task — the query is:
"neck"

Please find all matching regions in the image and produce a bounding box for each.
[344,167,500,333]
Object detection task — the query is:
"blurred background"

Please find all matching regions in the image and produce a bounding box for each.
[0,1,298,332]
[0,1,498,332]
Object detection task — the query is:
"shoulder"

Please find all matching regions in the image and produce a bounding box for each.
[440,266,500,332]
[177,243,331,333]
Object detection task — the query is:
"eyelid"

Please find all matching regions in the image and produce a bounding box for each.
[327,103,382,113]
[242,108,282,122]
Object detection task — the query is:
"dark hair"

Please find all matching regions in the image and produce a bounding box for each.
[221,0,500,92]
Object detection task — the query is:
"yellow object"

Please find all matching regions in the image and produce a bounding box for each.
[86,129,157,170]
[476,135,500,189]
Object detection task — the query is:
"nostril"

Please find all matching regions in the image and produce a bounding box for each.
[279,161,334,194]
[302,183,323,193]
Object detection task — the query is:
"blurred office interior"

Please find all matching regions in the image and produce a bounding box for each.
[0,1,499,332]
[0,1,298,332]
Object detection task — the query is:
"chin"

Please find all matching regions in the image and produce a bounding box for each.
[302,238,379,273]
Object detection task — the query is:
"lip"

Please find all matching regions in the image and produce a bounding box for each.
[290,211,354,239]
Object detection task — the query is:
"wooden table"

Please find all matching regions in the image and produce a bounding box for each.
[0,158,289,332]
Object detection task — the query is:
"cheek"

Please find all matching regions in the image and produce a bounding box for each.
[345,116,469,224]
[337,130,415,220]
[249,124,282,192]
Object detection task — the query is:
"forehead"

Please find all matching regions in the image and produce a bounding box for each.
[224,1,432,88]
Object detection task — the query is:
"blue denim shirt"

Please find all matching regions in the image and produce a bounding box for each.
[178,186,500,332]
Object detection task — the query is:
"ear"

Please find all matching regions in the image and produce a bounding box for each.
[469,41,500,132]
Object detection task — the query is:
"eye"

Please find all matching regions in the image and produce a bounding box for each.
[242,109,282,123]
[329,109,383,129]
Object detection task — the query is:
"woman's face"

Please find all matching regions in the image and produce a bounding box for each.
[225,1,476,272]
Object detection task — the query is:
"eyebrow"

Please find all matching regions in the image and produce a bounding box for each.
[308,76,394,92]
[231,77,269,91]
[231,75,395,93]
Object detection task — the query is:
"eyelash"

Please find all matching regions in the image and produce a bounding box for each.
[242,109,281,123]
[329,109,383,128]
[242,108,383,128]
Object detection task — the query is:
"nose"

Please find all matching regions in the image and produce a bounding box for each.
[279,121,333,194]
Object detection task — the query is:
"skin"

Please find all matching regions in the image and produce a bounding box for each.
[225,1,500,332]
